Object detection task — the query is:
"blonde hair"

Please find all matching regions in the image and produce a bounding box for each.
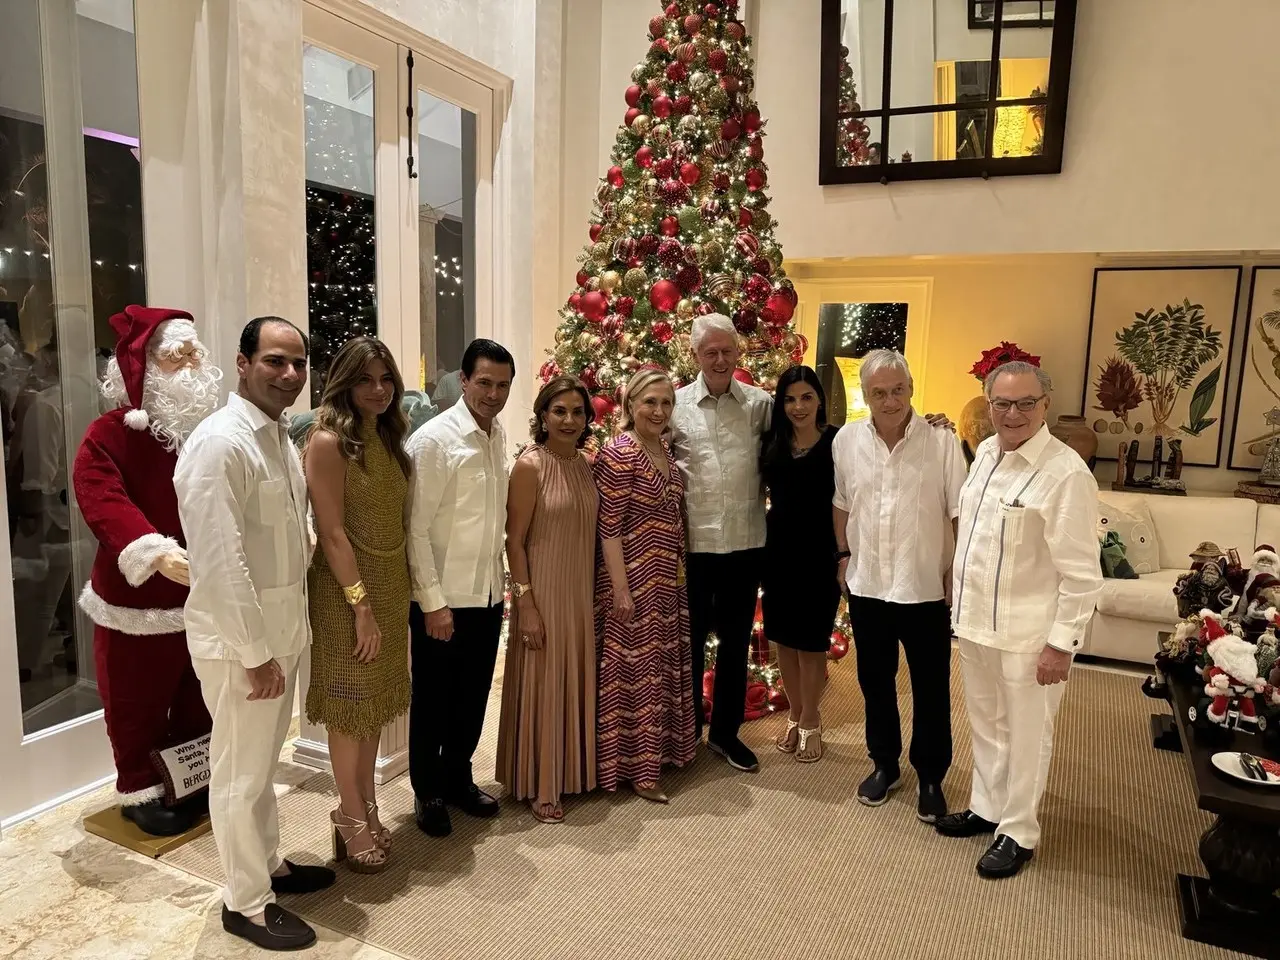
[619,368,675,431]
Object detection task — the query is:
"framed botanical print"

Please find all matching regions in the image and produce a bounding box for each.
[1228,267,1280,470]
[1082,266,1242,468]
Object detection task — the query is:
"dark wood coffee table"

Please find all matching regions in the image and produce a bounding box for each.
[1149,634,1280,959]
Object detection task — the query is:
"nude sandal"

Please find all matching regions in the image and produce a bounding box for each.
[775,719,799,753]
[796,727,823,763]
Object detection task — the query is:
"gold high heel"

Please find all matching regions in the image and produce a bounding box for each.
[365,800,392,850]
[330,809,388,873]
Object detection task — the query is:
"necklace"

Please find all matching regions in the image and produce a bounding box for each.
[538,443,578,463]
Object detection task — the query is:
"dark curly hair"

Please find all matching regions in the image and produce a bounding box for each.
[530,376,594,447]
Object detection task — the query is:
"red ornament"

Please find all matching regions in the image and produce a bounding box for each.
[713,172,731,193]
[734,231,760,257]
[660,179,690,205]
[720,75,741,95]
[580,291,609,322]
[697,302,715,316]
[649,15,667,38]
[700,198,723,222]
[665,2,680,16]
[720,118,742,141]
[613,236,638,263]
[649,37,669,56]
[733,367,756,385]
[657,238,685,267]
[707,48,728,73]
[764,325,784,347]
[647,77,665,99]
[655,158,676,180]
[679,161,701,185]
[684,14,703,35]
[607,166,625,188]
[590,223,604,242]
[636,146,655,168]
[649,279,682,313]
[704,3,721,17]
[665,61,687,83]
[659,216,681,237]
[738,207,753,228]
[732,307,758,334]
[743,109,762,133]
[747,136,765,161]
[725,20,746,42]
[744,273,772,305]
[750,256,772,276]
[614,295,636,317]
[746,167,767,191]
[568,292,582,311]
[575,269,590,287]
[675,42,698,63]
[591,394,617,421]
[674,264,703,294]
[625,84,643,108]
[828,636,849,661]
[652,320,674,344]
[761,292,795,326]
[580,366,599,390]
[638,233,661,255]
[601,315,624,341]
[625,107,642,127]
[539,359,560,381]
[652,95,673,119]
[673,95,693,116]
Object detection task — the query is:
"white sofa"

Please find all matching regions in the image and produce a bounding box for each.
[1083,489,1280,664]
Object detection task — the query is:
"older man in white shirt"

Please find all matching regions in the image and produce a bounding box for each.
[406,338,513,837]
[833,350,965,822]
[175,317,333,951]
[937,360,1102,879]
[670,313,771,773]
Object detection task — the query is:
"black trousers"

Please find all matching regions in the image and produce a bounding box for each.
[687,548,763,743]
[408,600,504,801]
[846,594,953,785]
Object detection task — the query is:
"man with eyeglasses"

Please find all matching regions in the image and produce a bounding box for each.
[832,350,966,822]
[937,360,1102,879]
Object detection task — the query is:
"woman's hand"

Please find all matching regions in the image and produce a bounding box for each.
[517,597,545,650]
[612,585,635,623]
[353,603,382,663]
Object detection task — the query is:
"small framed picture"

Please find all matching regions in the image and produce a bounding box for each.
[1228,548,1242,569]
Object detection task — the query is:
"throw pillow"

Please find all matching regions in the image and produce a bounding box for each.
[1097,500,1160,575]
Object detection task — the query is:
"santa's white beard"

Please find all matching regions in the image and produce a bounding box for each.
[143,363,223,449]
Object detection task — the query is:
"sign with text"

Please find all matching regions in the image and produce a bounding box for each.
[151,734,211,804]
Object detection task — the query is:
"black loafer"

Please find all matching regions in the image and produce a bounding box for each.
[269,860,335,896]
[707,736,760,772]
[934,809,998,837]
[444,783,500,818]
[121,798,198,837]
[856,768,901,806]
[221,903,316,950]
[416,796,453,835]
[977,834,1034,878]
[917,783,947,823]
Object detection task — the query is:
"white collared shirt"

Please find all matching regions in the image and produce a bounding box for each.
[175,393,312,667]
[833,410,966,604]
[670,373,772,554]
[406,400,508,611]
[951,424,1103,655]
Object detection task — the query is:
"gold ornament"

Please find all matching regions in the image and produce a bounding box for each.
[752,209,771,231]
[707,273,735,300]
[624,267,649,293]
[596,182,614,205]
[618,194,637,213]
[676,298,695,319]
[703,240,725,267]
[634,200,656,221]
[586,276,602,291]
[644,177,660,199]
[678,114,701,136]
[632,114,652,136]
[576,331,601,352]
[651,123,673,147]
[708,87,730,111]
[621,355,641,371]
[591,241,611,265]
[554,327,569,345]
[691,243,707,265]
[600,270,622,293]
[619,333,635,354]
[764,244,784,271]
[690,71,713,94]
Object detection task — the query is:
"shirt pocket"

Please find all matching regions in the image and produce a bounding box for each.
[998,500,1027,548]
[255,478,288,526]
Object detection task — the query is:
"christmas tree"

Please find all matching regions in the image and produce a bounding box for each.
[540,0,806,437]
[836,44,879,167]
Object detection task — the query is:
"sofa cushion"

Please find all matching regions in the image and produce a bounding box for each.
[1096,568,1182,622]
[1144,495,1257,571]
[1097,498,1160,575]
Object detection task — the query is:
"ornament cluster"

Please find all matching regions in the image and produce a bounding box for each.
[543,0,807,432]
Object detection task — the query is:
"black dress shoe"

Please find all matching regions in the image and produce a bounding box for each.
[934,809,998,838]
[708,735,760,772]
[917,783,946,823]
[445,783,500,818]
[221,903,316,951]
[977,834,1034,878]
[415,796,453,836]
[856,768,901,806]
[121,798,198,837]
[270,860,336,895]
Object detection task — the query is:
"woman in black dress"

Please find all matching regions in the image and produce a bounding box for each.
[760,366,841,763]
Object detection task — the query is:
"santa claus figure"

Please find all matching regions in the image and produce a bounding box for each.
[1199,611,1267,726]
[73,306,223,836]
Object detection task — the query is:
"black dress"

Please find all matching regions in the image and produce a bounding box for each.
[760,426,842,653]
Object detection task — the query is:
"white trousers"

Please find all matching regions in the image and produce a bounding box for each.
[958,638,1065,850]
[192,654,299,915]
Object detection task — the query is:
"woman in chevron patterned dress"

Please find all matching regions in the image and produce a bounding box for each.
[594,369,696,803]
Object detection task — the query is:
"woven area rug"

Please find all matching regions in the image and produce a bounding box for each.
[163,652,1242,960]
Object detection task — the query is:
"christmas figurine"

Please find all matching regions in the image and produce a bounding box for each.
[1196,611,1267,728]
[73,306,223,836]
[1232,545,1280,638]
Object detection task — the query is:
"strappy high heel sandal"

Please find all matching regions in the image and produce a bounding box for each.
[365,800,392,850]
[331,809,389,873]
[796,727,823,764]
[775,719,799,753]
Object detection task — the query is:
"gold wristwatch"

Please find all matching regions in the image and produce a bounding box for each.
[342,580,368,606]
[511,581,532,599]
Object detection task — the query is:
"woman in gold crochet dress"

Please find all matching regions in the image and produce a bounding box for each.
[305,336,411,873]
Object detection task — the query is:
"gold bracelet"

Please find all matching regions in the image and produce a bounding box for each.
[342,581,368,606]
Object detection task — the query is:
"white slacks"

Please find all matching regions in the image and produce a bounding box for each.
[192,653,299,915]
[958,638,1065,850]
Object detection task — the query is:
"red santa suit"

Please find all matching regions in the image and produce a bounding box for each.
[73,306,213,815]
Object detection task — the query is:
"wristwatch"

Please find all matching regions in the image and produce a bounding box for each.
[511,581,533,599]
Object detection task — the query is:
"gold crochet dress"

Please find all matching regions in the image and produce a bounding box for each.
[305,421,411,739]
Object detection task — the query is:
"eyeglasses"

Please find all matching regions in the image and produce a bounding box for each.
[989,396,1045,413]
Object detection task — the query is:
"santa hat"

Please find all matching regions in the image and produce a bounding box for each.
[109,305,198,431]
[1201,610,1228,643]
[1254,545,1279,566]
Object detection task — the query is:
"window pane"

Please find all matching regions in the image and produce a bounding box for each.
[838,114,882,168]
[2,0,143,733]
[993,104,1045,158]
[417,90,476,409]
[813,302,908,427]
[889,0,943,109]
[840,0,885,112]
[303,45,377,405]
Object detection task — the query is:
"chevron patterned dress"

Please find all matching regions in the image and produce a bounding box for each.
[594,433,696,790]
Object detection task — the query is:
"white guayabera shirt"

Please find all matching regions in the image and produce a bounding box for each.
[405,400,508,611]
[175,393,312,667]
[669,373,772,555]
[951,424,1104,655]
